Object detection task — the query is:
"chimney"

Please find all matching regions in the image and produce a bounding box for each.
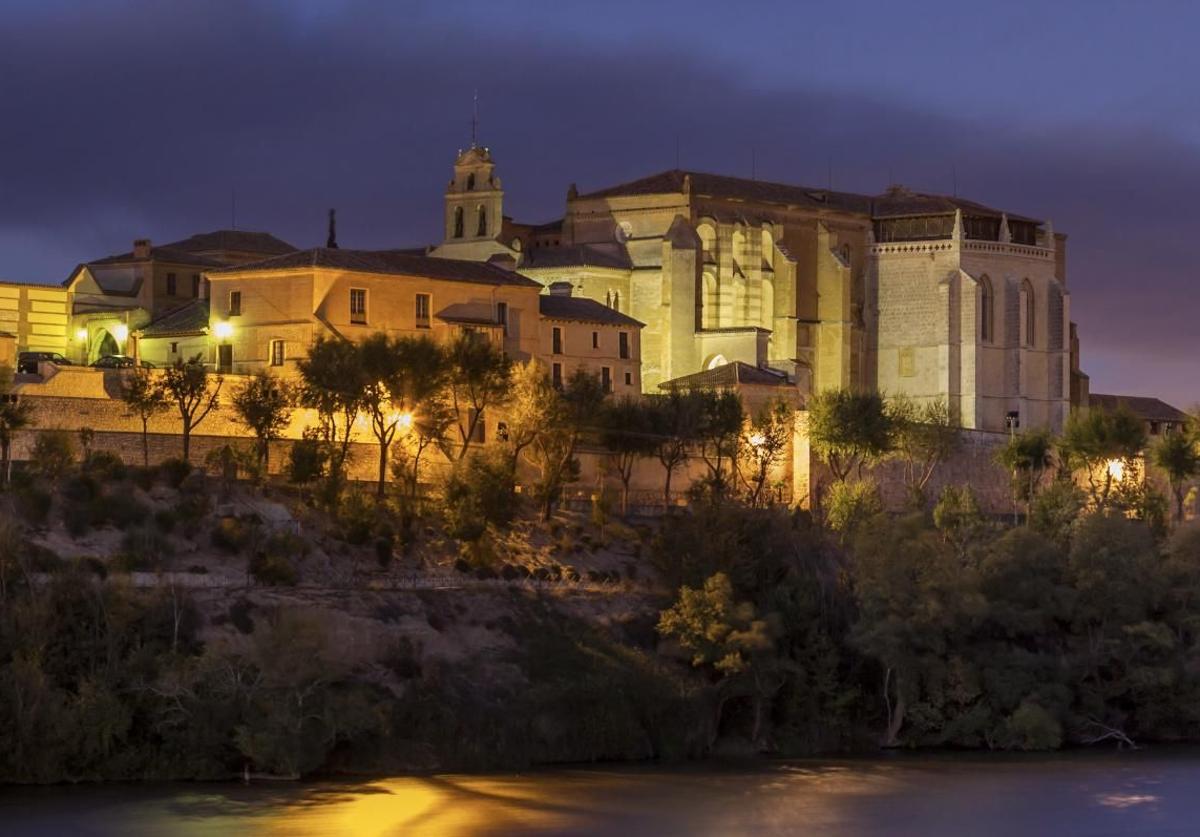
[133,239,152,259]
[548,281,573,297]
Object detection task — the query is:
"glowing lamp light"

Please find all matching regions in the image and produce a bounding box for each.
[113,323,129,342]
[396,411,414,431]
[748,433,767,448]
[1106,459,1126,483]
[213,321,234,340]
[74,328,88,342]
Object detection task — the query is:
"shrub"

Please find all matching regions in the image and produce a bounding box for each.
[336,491,375,546]
[13,484,52,525]
[443,449,518,542]
[82,450,126,481]
[158,457,192,488]
[153,508,177,533]
[1001,701,1063,750]
[98,492,150,529]
[118,524,172,571]
[64,503,92,538]
[264,530,307,561]
[287,438,327,486]
[824,478,883,536]
[30,430,75,479]
[61,473,99,504]
[211,516,256,553]
[249,551,297,585]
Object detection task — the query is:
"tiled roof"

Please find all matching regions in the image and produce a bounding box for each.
[1089,393,1190,423]
[658,361,791,390]
[574,169,1038,222]
[522,244,632,270]
[162,229,297,256]
[576,169,871,213]
[869,185,1039,223]
[538,295,643,327]
[139,300,210,337]
[209,248,541,288]
[88,247,225,267]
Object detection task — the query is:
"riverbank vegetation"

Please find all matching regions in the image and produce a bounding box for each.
[0,344,1198,782]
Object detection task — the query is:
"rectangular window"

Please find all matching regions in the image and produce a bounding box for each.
[601,366,612,393]
[229,290,241,317]
[552,326,563,355]
[618,331,630,359]
[552,362,563,389]
[591,331,599,349]
[350,288,367,324]
[624,371,632,386]
[469,408,485,444]
[270,339,285,367]
[415,293,431,328]
[192,274,201,298]
[166,273,176,296]
[496,301,508,336]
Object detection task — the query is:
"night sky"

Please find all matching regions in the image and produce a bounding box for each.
[1,0,1196,406]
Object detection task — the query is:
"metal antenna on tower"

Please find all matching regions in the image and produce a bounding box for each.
[471,89,479,148]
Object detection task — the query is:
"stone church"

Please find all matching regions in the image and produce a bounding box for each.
[430,144,1080,432]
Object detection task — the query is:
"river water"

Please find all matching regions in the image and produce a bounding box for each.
[2,752,1197,835]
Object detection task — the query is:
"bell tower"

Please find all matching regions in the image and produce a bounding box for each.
[442,145,503,245]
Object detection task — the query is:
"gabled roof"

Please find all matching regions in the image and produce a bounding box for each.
[139,299,210,337]
[208,248,541,288]
[576,169,871,213]
[1089,393,1190,423]
[538,295,643,328]
[659,361,791,390]
[870,185,1039,223]
[86,247,225,268]
[522,244,632,270]
[162,229,297,256]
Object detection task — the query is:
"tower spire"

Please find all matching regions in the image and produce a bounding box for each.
[326,208,338,249]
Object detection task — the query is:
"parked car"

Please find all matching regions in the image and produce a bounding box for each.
[17,351,72,374]
[91,354,153,370]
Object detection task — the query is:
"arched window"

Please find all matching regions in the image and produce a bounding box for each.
[476,206,487,237]
[1021,278,1035,347]
[701,271,718,328]
[453,206,464,239]
[731,227,746,272]
[466,173,475,191]
[761,226,774,269]
[697,222,716,259]
[979,275,994,343]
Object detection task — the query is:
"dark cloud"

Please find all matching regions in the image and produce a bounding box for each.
[0,0,1195,405]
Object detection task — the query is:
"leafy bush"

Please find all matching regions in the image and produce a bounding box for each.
[443,449,518,542]
[117,524,172,571]
[336,491,375,546]
[158,457,192,488]
[30,430,75,479]
[287,438,327,486]
[82,450,126,481]
[249,551,297,586]
[61,473,99,504]
[823,478,883,536]
[13,484,52,525]
[211,516,257,553]
[97,492,150,530]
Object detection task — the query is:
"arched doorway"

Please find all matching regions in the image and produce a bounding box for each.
[92,330,118,363]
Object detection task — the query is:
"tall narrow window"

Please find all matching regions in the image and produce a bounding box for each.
[979,275,994,343]
[552,326,562,354]
[552,362,563,389]
[469,408,485,443]
[229,290,241,317]
[618,331,630,359]
[166,273,176,296]
[601,366,612,393]
[466,173,475,191]
[415,293,431,328]
[453,206,464,238]
[624,371,632,386]
[350,288,367,324]
[270,339,285,367]
[477,206,487,237]
[1021,279,1035,347]
[496,301,508,335]
[192,274,201,298]
[591,331,599,349]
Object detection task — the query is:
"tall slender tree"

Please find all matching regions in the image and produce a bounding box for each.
[120,369,169,468]
[231,370,294,471]
[159,355,222,462]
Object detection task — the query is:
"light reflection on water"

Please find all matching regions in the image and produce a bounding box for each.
[3,753,1199,836]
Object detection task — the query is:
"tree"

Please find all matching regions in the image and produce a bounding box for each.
[297,336,365,482]
[648,390,703,508]
[695,389,745,496]
[997,428,1055,520]
[523,368,607,520]
[444,332,512,461]
[1059,406,1147,508]
[599,397,657,516]
[807,388,893,483]
[739,399,793,508]
[1151,426,1199,526]
[0,365,31,484]
[502,360,557,471]
[158,355,222,463]
[230,370,293,471]
[889,397,960,508]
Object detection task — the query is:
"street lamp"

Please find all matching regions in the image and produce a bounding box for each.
[113,323,129,343]
[213,321,233,340]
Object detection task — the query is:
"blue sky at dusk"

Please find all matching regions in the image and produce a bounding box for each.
[0,0,1196,404]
